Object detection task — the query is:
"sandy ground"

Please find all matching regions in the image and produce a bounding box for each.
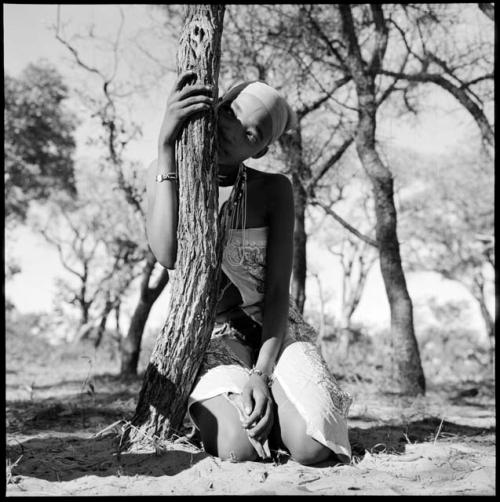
[6,368,495,496]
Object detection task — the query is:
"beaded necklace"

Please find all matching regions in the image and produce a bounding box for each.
[219,163,247,265]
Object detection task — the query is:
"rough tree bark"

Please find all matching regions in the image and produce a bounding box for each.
[121,4,225,446]
[338,4,425,395]
[120,250,170,376]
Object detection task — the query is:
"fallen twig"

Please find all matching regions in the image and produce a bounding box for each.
[434,417,445,446]
[92,419,125,439]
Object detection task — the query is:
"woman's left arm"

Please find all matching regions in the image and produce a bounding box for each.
[255,173,295,375]
[241,173,294,440]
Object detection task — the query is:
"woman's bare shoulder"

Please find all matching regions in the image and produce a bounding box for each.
[247,167,291,192]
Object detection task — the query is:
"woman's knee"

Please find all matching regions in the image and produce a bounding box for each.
[287,436,332,465]
[190,397,257,462]
[272,383,332,466]
[216,422,258,462]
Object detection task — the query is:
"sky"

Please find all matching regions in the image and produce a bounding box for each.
[4,4,493,341]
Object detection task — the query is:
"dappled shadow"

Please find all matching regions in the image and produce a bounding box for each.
[6,393,138,436]
[6,433,208,482]
[7,372,142,393]
[348,417,495,458]
[6,370,145,436]
[6,369,207,482]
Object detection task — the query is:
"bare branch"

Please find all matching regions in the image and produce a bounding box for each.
[380,68,494,146]
[297,76,351,120]
[308,137,354,193]
[367,4,389,74]
[302,5,348,71]
[312,200,379,248]
[40,228,85,281]
[55,6,105,80]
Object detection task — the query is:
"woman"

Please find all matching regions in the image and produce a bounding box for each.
[146,71,352,465]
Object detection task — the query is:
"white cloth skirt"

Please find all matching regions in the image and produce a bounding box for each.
[187,323,352,463]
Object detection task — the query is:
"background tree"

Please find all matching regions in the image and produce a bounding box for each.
[54,9,171,375]
[221,4,356,313]
[396,146,494,358]
[333,4,426,395]
[31,164,145,343]
[5,61,77,224]
[122,4,226,446]
[380,3,494,150]
[307,163,378,355]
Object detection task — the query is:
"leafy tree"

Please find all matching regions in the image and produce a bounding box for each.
[31,164,146,343]
[54,7,171,375]
[5,61,78,224]
[397,145,494,356]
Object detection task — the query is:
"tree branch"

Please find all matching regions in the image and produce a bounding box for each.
[312,200,379,248]
[308,137,354,193]
[40,228,85,281]
[367,4,389,74]
[296,76,351,120]
[380,68,494,146]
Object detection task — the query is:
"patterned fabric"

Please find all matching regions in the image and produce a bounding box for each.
[196,307,352,419]
[189,169,353,459]
[195,167,353,417]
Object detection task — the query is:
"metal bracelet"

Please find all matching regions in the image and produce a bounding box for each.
[249,367,272,387]
[156,172,178,182]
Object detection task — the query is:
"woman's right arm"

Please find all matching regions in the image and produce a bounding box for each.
[146,148,178,269]
[146,71,213,269]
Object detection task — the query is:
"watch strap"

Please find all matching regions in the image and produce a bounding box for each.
[156,172,178,182]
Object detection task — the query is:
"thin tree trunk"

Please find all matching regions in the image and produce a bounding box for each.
[339,4,425,395]
[120,251,170,376]
[471,275,495,364]
[279,127,308,313]
[94,297,113,348]
[357,140,425,395]
[121,5,225,447]
[292,172,307,313]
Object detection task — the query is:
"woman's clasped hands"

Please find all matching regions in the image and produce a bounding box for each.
[240,373,274,444]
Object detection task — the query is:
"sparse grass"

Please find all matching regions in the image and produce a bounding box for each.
[6,455,23,485]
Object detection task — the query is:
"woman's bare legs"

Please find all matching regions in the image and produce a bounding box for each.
[190,395,258,462]
[271,380,332,466]
[190,382,333,465]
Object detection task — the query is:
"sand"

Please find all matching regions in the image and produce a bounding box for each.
[6,373,495,496]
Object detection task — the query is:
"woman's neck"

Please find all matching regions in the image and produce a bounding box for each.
[218,162,242,186]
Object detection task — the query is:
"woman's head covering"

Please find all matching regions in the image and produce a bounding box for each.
[221,81,298,145]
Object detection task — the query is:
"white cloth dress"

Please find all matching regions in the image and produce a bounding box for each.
[186,185,353,462]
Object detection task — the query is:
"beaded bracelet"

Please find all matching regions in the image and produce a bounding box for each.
[249,367,272,387]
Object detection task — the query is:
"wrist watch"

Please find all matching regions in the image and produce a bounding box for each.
[156,172,178,182]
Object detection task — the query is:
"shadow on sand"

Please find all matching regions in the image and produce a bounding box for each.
[349,417,495,458]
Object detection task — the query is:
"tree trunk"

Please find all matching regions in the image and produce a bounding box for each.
[279,126,308,313]
[339,4,425,395]
[121,5,225,447]
[357,138,425,395]
[94,297,113,348]
[292,172,307,313]
[120,251,170,377]
[471,275,495,364]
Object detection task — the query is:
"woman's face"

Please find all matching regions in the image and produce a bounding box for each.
[217,91,273,165]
